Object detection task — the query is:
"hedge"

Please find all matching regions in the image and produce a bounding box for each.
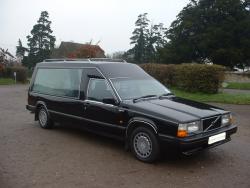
[0,66,28,83]
[140,63,225,93]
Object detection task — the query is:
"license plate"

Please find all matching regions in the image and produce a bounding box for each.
[208,132,226,145]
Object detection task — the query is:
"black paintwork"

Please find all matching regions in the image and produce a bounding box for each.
[26,60,237,153]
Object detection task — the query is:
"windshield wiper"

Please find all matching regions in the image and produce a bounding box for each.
[159,93,175,99]
[133,95,157,103]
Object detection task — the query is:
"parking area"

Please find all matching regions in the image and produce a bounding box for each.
[0,85,250,188]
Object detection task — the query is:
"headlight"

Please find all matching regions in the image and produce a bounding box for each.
[221,113,232,126]
[177,121,201,137]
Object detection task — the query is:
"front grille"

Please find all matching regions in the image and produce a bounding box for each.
[202,116,221,131]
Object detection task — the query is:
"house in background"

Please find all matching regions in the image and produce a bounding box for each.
[51,41,105,59]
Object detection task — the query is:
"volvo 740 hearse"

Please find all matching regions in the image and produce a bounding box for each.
[26,59,237,162]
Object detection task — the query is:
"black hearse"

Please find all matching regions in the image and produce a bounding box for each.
[26,59,237,162]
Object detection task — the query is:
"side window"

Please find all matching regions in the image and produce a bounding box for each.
[32,68,81,98]
[87,79,114,102]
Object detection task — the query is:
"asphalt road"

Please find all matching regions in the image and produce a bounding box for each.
[0,85,250,188]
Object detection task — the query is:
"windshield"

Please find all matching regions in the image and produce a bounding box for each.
[111,78,171,100]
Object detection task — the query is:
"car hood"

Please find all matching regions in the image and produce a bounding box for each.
[123,97,227,123]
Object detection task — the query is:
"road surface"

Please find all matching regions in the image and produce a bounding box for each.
[0,85,249,188]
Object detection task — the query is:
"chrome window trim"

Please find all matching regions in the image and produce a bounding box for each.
[84,99,116,108]
[86,78,92,100]
[92,67,122,102]
[109,77,130,80]
[107,78,122,102]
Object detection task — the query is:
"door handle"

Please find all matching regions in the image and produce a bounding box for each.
[83,102,90,110]
[118,108,125,112]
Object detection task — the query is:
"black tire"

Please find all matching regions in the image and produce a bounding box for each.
[130,127,160,163]
[37,107,53,129]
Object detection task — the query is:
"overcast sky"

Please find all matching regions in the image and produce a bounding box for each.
[0,0,189,55]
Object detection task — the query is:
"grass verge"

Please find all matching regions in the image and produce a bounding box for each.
[224,82,250,90]
[172,88,250,105]
[0,78,15,85]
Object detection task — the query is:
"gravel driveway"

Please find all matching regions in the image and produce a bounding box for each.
[0,85,250,188]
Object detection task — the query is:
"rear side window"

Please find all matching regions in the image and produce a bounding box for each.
[32,68,82,98]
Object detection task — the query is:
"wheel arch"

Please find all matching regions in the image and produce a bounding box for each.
[126,117,158,140]
[35,101,49,121]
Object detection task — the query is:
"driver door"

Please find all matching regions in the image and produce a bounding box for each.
[83,78,124,136]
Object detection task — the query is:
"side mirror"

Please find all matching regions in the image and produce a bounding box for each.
[103,98,116,105]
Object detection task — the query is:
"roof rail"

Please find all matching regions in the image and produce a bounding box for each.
[43,58,90,62]
[43,58,127,63]
[89,58,126,62]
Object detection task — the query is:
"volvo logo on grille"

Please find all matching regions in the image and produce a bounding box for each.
[204,116,220,131]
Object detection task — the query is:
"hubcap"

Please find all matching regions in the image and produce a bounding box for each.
[39,109,47,127]
[133,132,152,158]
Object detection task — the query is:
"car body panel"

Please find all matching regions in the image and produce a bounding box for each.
[26,60,237,154]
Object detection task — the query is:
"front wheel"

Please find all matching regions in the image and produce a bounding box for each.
[38,107,53,129]
[130,127,160,163]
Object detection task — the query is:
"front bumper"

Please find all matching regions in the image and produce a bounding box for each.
[159,124,237,155]
[26,104,36,113]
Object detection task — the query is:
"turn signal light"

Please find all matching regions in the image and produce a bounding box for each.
[177,130,188,138]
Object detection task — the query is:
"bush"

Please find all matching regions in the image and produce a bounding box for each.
[27,68,34,78]
[175,64,225,93]
[3,67,12,78]
[140,64,177,86]
[140,63,225,93]
[0,64,4,77]
[10,66,28,83]
[1,66,28,83]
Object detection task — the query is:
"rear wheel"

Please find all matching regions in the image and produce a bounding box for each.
[38,107,53,129]
[130,127,159,163]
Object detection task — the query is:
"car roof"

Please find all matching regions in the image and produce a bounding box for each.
[35,59,151,79]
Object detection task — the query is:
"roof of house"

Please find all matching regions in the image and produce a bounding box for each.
[51,41,105,58]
